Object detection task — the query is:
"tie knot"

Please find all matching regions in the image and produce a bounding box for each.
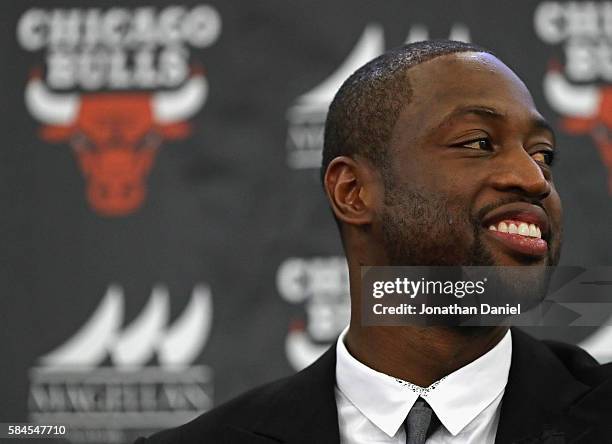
[404,399,440,444]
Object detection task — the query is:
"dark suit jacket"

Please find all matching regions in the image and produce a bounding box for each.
[137,328,612,443]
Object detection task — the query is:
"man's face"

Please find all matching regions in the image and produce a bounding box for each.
[378,52,562,267]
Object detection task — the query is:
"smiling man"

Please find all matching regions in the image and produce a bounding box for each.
[137,41,612,444]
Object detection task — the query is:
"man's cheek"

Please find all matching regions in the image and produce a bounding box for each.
[434,220,475,256]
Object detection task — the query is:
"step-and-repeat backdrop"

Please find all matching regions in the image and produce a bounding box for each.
[1,1,611,442]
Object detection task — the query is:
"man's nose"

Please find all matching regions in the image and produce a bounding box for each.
[487,147,552,200]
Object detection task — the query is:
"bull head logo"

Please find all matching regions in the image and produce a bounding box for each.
[25,73,207,216]
[544,68,612,194]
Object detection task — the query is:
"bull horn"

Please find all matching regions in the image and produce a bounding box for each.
[152,75,208,124]
[25,78,79,125]
[543,71,600,117]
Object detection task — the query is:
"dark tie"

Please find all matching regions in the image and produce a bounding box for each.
[404,399,440,444]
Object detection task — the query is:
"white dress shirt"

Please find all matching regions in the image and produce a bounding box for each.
[335,328,512,443]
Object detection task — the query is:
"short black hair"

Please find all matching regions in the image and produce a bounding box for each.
[321,40,494,185]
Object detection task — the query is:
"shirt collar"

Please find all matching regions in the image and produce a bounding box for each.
[335,327,512,437]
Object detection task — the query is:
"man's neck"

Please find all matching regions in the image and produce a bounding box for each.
[344,324,509,387]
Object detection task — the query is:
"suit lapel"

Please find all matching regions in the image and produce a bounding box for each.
[223,426,283,443]
[494,328,591,444]
[243,344,340,444]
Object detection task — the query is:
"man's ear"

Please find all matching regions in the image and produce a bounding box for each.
[324,156,381,227]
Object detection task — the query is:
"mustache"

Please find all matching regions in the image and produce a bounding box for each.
[473,196,548,224]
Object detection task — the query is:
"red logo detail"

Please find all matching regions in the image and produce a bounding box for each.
[25,74,207,216]
[544,67,612,194]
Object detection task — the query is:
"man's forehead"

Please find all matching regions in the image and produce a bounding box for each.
[393,52,539,134]
[408,51,508,79]
[406,52,533,107]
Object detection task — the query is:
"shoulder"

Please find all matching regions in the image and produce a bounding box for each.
[541,336,612,387]
[512,328,612,385]
[135,375,296,444]
[542,337,612,418]
[512,328,612,413]
[136,344,338,444]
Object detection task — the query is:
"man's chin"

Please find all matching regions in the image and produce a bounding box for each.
[488,252,551,267]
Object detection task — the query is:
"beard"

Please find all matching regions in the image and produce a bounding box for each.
[380,183,496,267]
[379,180,562,320]
[380,181,561,267]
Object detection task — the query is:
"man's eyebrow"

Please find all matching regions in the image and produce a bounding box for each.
[434,105,557,145]
[532,117,557,146]
[434,105,506,131]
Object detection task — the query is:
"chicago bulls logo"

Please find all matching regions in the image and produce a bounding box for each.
[25,73,207,216]
[544,68,612,194]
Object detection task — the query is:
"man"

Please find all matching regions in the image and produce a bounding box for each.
[138,41,612,443]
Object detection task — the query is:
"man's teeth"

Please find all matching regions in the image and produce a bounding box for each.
[509,223,518,234]
[488,221,542,238]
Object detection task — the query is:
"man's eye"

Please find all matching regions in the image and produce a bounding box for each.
[456,138,493,151]
[532,151,556,166]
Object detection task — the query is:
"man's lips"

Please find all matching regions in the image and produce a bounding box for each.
[485,230,548,258]
[481,203,550,238]
[481,203,550,259]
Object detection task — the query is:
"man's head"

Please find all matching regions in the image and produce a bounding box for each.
[323,40,562,268]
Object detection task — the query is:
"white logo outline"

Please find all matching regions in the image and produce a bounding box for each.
[39,284,212,370]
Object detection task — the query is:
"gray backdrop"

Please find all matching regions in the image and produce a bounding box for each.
[1,1,611,443]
